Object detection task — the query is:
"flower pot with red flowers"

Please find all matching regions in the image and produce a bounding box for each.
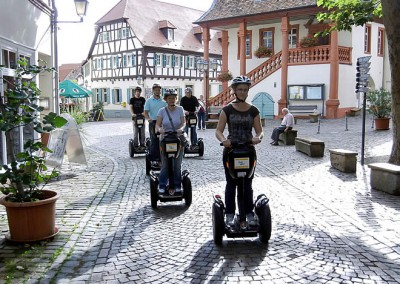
[254,46,273,58]
[299,36,319,48]
[217,71,233,82]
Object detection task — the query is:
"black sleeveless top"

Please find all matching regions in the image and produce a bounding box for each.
[223,104,260,144]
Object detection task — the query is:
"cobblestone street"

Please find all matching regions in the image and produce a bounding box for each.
[0,114,399,283]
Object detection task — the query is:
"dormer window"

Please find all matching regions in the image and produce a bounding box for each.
[192,26,203,43]
[159,20,176,42]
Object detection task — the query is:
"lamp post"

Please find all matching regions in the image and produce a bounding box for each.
[196,59,218,116]
[51,0,89,115]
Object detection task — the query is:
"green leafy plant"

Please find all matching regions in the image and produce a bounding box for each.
[217,71,233,82]
[254,46,273,58]
[0,59,67,202]
[366,88,392,118]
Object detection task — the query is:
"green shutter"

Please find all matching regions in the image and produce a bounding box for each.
[127,88,131,102]
[106,88,110,103]
[162,54,167,67]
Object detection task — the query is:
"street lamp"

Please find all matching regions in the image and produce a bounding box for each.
[51,0,89,115]
[196,58,218,115]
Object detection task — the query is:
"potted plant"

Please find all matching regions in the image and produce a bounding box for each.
[0,59,67,242]
[217,71,233,82]
[299,36,319,48]
[254,46,273,58]
[366,88,392,130]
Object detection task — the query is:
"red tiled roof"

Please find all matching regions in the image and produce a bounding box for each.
[59,63,81,82]
[195,0,318,23]
[94,0,221,55]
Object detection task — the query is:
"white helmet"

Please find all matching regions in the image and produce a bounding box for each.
[185,87,192,93]
[231,76,251,86]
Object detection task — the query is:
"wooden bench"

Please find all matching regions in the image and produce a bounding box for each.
[329,149,358,173]
[288,105,319,123]
[295,137,325,157]
[368,163,400,195]
[278,129,298,145]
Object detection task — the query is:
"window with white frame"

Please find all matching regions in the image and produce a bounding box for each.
[165,55,172,67]
[118,28,130,39]
[377,27,385,56]
[95,58,103,70]
[288,26,298,48]
[112,55,120,69]
[364,24,371,54]
[112,88,122,104]
[102,88,108,103]
[237,30,252,59]
[260,28,274,49]
[127,53,136,67]
[103,31,111,42]
[155,54,161,66]
[167,29,174,41]
[185,56,195,69]
[122,54,128,67]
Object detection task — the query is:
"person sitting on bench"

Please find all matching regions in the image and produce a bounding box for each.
[270,108,294,146]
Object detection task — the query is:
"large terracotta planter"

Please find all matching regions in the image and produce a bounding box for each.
[374,117,390,130]
[0,190,59,242]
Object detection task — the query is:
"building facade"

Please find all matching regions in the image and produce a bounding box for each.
[83,0,222,118]
[195,0,389,119]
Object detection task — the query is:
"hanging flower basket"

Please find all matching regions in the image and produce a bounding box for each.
[254,46,273,58]
[217,71,233,82]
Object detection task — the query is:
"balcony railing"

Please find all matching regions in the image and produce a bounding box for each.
[208,45,352,108]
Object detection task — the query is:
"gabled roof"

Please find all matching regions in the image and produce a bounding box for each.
[195,0,318,24]
[59,63,82,82]
[93,0,221,55]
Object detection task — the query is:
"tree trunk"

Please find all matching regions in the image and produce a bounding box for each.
[382,1,400,165]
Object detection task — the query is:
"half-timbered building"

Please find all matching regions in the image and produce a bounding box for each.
[194,0,389,119]
[83,0,222,118]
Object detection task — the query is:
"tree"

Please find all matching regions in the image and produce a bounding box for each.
[317,0,400,165]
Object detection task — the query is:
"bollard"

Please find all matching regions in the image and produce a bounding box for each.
[371,117,374,129]
[345,111,348,131]
[317,117,321,134]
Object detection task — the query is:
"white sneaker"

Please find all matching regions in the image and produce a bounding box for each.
[225,214,235,226]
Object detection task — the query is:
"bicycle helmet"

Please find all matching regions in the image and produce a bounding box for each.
[163,88,178,100]
[135,86,142,92]
[185,87,192,93]
[231,76,251,103]
[152,83,162,90]
[231,75,251,86]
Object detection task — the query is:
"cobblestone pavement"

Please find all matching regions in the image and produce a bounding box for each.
[0,114,399,284]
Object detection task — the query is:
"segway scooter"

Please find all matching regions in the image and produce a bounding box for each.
[149,131,192,209]
[212,142,271,245]
[129,114,147,157]
[184,112,204,157]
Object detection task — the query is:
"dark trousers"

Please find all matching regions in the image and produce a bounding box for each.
[223,147,255,215]
[271,125,289,142]
[149,120,161,161]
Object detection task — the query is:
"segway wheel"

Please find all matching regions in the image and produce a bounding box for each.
[258,204,272,244]
[146,154,151,175]
[198,140,204,157]
[212,202,224,245]
[150,178,158,209]
[129,140,135,158]
[182,175,192,207]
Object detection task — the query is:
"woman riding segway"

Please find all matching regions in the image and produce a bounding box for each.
[213,75,271,244]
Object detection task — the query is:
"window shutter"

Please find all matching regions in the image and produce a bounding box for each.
[180,56,183,67]
[162,54,167,67]
[127,88,131,102]
[153,53,157,66]
[106,88,110,103]
[98,89,102,102]
[111,89,115,104]
[172,55,176,67]
[118,91,122,103]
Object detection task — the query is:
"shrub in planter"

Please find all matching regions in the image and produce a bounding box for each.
[0,59,67,241]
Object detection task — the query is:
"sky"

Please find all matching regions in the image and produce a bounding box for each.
[56,0,214,65]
